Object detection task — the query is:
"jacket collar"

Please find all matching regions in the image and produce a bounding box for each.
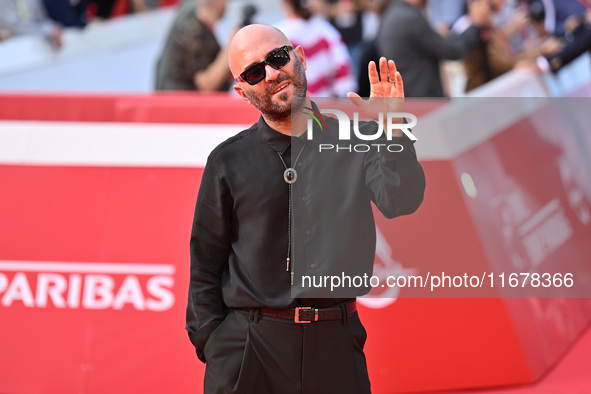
[256,101,325,153]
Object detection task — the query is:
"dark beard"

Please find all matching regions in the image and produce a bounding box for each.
[243,56,308,122]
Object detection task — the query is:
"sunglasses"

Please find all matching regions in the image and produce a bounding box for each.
[236,45,294,85]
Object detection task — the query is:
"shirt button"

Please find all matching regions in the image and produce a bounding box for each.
[297,162,303,167]
[306,230,312,236]
[310,264,317,269]
[302,196,307,202]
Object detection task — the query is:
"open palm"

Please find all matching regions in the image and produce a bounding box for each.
[347,57,405,121]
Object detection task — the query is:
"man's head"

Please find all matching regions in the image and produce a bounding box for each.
[229,24,308,122]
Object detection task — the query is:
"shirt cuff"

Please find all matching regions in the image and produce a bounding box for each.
[188,320,223,363]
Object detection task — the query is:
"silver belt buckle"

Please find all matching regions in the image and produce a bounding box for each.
[294,307,318,323]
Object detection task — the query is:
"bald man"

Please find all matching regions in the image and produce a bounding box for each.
[186,24,425,394]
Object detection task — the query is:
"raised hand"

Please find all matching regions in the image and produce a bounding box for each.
[347,57,405,123]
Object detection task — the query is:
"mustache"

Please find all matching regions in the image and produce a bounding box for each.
[266,75,292,94]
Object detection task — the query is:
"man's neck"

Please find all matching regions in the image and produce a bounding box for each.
[263,97,312,137]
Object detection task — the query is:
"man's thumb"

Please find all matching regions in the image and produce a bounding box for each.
[347,92,366,110]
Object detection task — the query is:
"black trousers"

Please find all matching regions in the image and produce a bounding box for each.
[203,308,372,394]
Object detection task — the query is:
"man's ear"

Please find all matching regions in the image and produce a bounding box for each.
[234,84,250,104]
[294,45,307,71]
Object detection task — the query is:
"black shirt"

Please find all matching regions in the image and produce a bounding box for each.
[187,106,425,361]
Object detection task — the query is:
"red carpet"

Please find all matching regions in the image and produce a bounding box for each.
[447,324,591,393]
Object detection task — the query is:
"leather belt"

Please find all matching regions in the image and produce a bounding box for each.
[244,301,357,323]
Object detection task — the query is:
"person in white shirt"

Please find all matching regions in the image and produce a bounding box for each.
[0,0,62,47]
[275,0,357,97]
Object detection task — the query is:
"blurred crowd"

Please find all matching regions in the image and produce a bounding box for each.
[155,0,591,96]
[0,0,177,48]
[2,0,590,95]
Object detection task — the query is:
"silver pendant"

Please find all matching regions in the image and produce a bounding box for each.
[284,168,297,184]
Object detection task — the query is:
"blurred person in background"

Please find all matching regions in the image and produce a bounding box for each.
[531,0,587,36]
[42,0,88,27]
[42,0,117,26]
[128,0,159,13]
[427,0,466,35]
[127,0,183,15]
[87,0,118,21]
[0,0,62,47]
[527,0,591,73]
[488,0,530,52]
[425,0,469,97]
[326,0,367,80]
[454,0,563,92]
[355,0,395,97]
[275,0,357,97]
[155,0,233,91]
[376,0,491,97]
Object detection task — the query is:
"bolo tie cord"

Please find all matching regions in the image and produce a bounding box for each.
[276,144,305,285]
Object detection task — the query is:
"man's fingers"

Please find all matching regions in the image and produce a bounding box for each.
[388,60,398,81]
[395,71,404,93]
[366,58,404,97]
[367,61,379,86]
[379,57,388,82]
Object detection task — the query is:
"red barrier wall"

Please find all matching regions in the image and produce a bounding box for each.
[1,93,590,394]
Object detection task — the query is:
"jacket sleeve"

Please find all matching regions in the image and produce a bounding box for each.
[409,17,482,61]
[545,25,591,72]
[412,21,480,60]
[363,122,426,219]
[186,157,232,362]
